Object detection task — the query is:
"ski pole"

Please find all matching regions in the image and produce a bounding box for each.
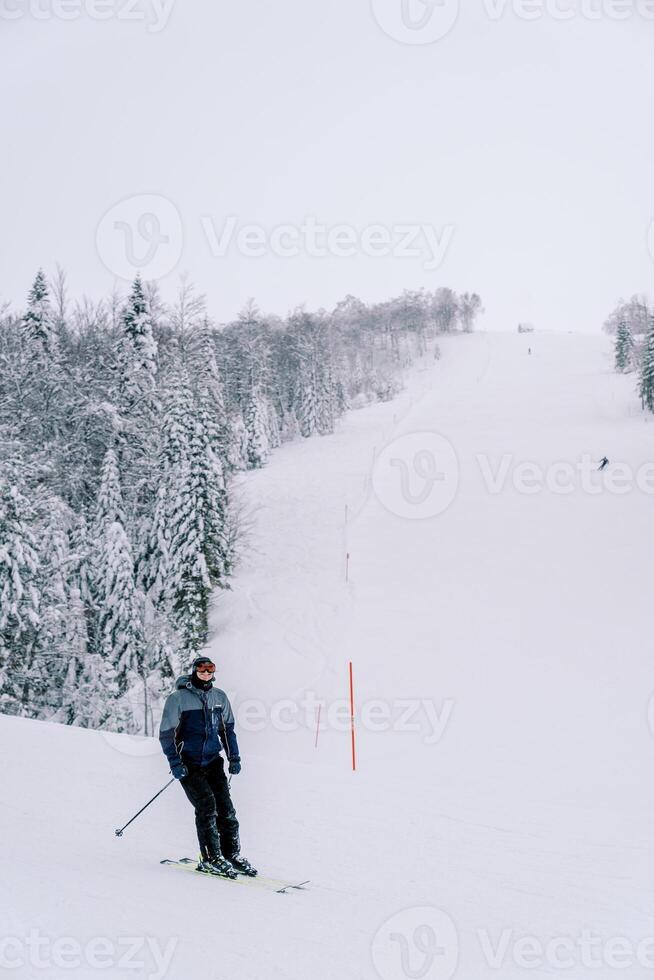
[114,778,175,837]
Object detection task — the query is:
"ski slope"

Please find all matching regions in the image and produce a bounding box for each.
[3,331,654,980]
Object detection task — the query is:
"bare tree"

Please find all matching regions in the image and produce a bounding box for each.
[458,292,483,333]
[168,275,206,359]
[50,264,69,330]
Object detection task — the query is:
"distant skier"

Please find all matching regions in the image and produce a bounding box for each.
[598,456,609,471]
[159,656,257,879]
[528,347,532,355]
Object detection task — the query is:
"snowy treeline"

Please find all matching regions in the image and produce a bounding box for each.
[0,272,482,731]
[604,296,654,410]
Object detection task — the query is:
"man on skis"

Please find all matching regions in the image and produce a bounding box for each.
[159,655,257,879]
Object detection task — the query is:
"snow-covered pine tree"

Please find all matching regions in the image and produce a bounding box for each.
[227,412,249,469]
[332,353,349,416]
[244,388,271,466]
[295,374,318,438]
[69,512,100,656]
[0,472,42,715]
[22,268,56,357]
[58,584,125,730]
[139,367,194,602]
[95,448,144,692]
[34,495,83,715]
[266,399,282,450]
[190,318,233,464]
[315,356,337,435]
[145,370,231,650]
[166,465,215,651]
[614,319,634,373]
[348,351,366,401]
[113,278,161,586]
[189,401,232,583]
[95,448,125,538]
[142,595,178,682]
[140,481,171,606]
[220,304,278,468]
[100,519,144,691]
[639,314,654,411]
[116,276,157,403]
[291,313,337,437]
[17,271,66,457]
[53,510,123,726]
[167,399,231,649]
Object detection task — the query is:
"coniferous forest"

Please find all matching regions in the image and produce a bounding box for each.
[0,271,482,732]
[606,295,654,409]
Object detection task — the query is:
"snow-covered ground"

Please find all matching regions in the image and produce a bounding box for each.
[3,331,654,980]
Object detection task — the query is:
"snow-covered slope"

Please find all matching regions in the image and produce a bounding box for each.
[3,332,654,980]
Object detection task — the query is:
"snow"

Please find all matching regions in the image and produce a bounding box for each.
[2,331,654,979]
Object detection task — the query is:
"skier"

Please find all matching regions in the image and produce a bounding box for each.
[598,456,609,471]
[159,655,257,879]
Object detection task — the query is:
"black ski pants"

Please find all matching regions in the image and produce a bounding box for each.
[180,755,240,860]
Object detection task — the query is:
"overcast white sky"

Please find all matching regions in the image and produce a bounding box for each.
[2,0,654,332]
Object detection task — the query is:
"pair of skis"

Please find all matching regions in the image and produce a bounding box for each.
[161,857,309,894]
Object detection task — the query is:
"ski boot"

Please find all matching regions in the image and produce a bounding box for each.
[226,853,258,877]
[197,854,238,880]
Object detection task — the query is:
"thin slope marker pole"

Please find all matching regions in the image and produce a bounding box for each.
[349,661,356,772]
[345,504,350,583]
[314,703,322,749]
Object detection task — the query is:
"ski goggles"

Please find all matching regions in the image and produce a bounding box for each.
[195,663,216,673]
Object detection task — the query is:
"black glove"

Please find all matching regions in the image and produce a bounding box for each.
[171,760,188,780]
[228,757,241,775]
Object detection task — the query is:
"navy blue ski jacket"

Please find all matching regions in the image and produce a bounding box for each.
[159,674,240,771]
